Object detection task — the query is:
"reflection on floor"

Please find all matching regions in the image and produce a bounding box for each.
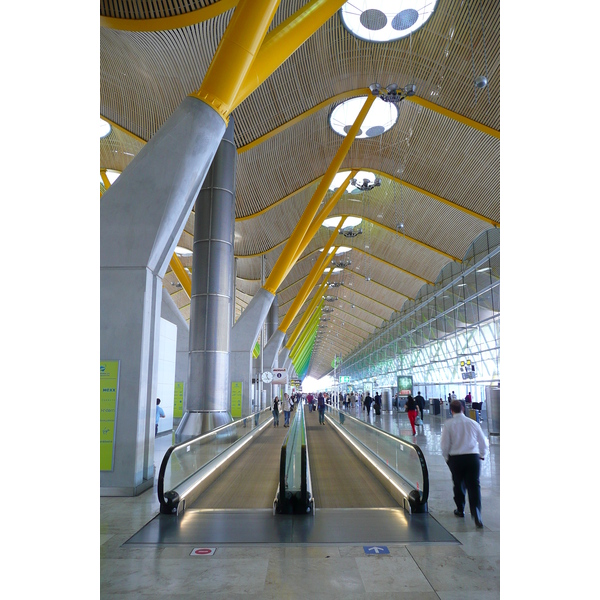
[101,405,500,598]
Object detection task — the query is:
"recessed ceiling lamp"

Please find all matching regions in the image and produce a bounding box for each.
[330,96,398,139]
[322,216,363,228]
[339,0,439,43]
[100,118,111,138]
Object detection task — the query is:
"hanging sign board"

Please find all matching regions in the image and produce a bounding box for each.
[100,360,120,471]
[397,375,413,397]
[272,368,288,385]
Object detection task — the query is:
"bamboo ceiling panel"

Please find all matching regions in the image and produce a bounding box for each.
[100,126,143,173]
[233,0,499,147]
[101,1,222,20]
[101,0,500,380]
[235,276,261,297]
[234,184,319,255]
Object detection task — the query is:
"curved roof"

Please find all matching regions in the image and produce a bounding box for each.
[100,0,500,380]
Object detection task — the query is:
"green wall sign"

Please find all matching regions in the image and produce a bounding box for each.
[174,382,184,418]
[231,382,242,418]
[100,360,120,471]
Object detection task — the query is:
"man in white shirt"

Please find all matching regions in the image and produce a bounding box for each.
[440,400,489,528]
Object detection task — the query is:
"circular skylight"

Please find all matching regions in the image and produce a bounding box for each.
[340,0,439,42]
[100,118,111,138]
[322,216,363,228]
[329,171,380,193]
[330,96,398,139]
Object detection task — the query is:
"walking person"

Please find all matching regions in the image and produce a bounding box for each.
[317,392,326,425]
[364,392,373,416]
[272,396,280,427]
[415,390,425,420]
[282,393,291,427]
[155,398,165,435]
[441,400,489,528]
[405,394,418,435]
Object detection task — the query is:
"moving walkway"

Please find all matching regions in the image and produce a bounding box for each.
[125,402,454,546]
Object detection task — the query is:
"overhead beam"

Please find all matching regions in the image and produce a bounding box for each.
[231,0,348,109]
[190,0,281,122]
[100,0,240,32]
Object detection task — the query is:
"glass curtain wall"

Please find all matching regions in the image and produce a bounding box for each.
[340,229,499,405]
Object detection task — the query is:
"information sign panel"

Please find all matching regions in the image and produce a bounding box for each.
[231,382,242,418]
[100,360,120,471]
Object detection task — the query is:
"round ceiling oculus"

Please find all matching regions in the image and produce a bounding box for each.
[340,1,439,42]
[330,96,398,139]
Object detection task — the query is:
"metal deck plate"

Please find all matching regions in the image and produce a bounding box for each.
[124,508,459,546]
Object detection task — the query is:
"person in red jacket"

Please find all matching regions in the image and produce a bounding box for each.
[405,394,418,435]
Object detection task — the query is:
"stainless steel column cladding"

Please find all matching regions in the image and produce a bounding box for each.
[176,117,236,442]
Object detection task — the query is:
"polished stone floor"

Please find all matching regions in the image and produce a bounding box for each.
[100,404,500,598]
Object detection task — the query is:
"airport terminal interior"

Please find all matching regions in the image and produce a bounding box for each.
[98,1,514,597]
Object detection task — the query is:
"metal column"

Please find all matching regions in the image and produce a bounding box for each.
[176,117,236,442]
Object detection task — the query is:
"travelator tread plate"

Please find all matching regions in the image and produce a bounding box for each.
[124,509,459,546]
[306,409,399,509]
[187,418,288,510]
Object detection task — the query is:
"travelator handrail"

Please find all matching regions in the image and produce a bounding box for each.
[274,403,314,514]
[157,408,273,515]
[325,404,429,513]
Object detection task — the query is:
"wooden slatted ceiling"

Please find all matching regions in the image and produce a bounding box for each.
[232,0,499,147]
[100,0,500,379]
[100,1,218,20]
[235,104,499,224]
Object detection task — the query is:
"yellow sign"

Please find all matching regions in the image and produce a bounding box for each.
[100,361,119,471]
[174,382,184,418]
[231,382,242,418]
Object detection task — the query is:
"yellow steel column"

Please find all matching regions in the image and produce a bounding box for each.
[169,253,192,298]
[280,218,346,333]
[291,171,357,265]
[279,246,335,334]
[286,278,330,350]
[190,0,281,121]
[100,169,111,189]
[264,94,375,295]
[290,307,322,359]
[232,0,347,109]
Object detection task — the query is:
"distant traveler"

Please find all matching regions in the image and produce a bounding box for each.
[307,392,314,412]
[405,394,418,435]
[272,396,280,427]
[155,398,165,435]
[441,400,489,528]
[415,391,425,420]
[283,393,291,427]
[364,392,373,416]
[317,392,326,425]
[373,394,381,415]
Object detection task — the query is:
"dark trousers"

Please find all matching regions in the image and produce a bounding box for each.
[448,454,482,520]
